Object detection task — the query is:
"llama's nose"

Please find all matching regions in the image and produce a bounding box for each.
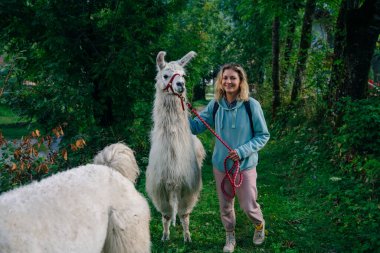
[176,82,185,93]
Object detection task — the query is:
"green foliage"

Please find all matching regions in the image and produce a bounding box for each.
[221,0,273,83]
[335,97,380,155]
[0,0,167,150]
[7,77,94,136]
[127,99,153,159]
[267,110,379,252]
[321,97,380,251]
[157,0,228,100]
[325,155,380,251]
[304,43,333,103]
[192,82,206,101]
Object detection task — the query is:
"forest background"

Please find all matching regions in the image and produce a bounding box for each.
[0,0,379,252]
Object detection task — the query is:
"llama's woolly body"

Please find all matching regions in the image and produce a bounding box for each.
[148,96,203,213]
[146,51,205,241]
[0,143,151,253]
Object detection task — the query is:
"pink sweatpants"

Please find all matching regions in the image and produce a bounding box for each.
[213,167,264,232]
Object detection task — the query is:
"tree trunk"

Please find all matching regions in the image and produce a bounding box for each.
[328,0,347,107]
[280,19,296,88]
[92,79,114,127]
[335,0,380,100]
[272,16,281,118]
[192,78,206,101]
[290,0,316,102]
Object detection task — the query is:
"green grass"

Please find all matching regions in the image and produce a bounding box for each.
[0,123,40,139]
[0,104,22,124]
[257,130,336,252]
[0,104,38,138]
[138,130,321,252]
[136,125,375,252]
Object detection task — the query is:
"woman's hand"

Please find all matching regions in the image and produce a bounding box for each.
[228,150,240,162]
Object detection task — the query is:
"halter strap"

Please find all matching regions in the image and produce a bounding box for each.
[162,73,186,110]
[163,73,181,93]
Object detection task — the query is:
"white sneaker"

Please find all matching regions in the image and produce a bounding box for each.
[253,222,265,245]
[223,231,236,252]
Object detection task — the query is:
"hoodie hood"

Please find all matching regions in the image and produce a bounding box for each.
[217,99,244,130]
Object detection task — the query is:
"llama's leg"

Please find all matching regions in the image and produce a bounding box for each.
[161,215,171,241]
[178,192,199,243]
[180,213,191,242]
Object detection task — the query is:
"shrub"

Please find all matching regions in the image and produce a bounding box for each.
[0,127,87,194]
[336,97,380,156]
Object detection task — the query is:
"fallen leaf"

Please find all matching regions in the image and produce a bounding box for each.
[75,139,86,149]
[70,144,78,151]
[62,149,68,160]
[11,163,17,171]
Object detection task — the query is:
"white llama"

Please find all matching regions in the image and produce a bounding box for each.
[0,143,151,253]
[146,51,205,242]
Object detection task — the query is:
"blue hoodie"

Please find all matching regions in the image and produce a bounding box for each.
[189,97,270,172]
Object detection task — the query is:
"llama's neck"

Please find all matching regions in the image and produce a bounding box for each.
[153,92,190,130]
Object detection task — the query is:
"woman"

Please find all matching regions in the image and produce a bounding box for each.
[189,63,270,252]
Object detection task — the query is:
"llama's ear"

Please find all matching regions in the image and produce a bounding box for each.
[178,51,197,67]
[156,51,167,70]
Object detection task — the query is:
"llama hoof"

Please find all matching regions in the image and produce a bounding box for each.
[184,232,192,243]
[161,233,170,241]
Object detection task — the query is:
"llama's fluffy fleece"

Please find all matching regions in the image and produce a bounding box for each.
[0,143,150,253]
[146,51,205,242]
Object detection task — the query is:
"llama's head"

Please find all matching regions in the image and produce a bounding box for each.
[155,51,196,95]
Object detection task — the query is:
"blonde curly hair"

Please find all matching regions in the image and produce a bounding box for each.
[214,63,250,101]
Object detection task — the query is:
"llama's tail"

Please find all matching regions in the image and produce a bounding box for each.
[169,191,178,226]
[103,208,150,253]
[93,143,140,184]
[103,208,129,253]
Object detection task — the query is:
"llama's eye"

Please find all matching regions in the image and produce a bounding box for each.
[163,75,169,79]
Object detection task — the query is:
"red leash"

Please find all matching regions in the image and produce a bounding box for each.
[186,102,242,199]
